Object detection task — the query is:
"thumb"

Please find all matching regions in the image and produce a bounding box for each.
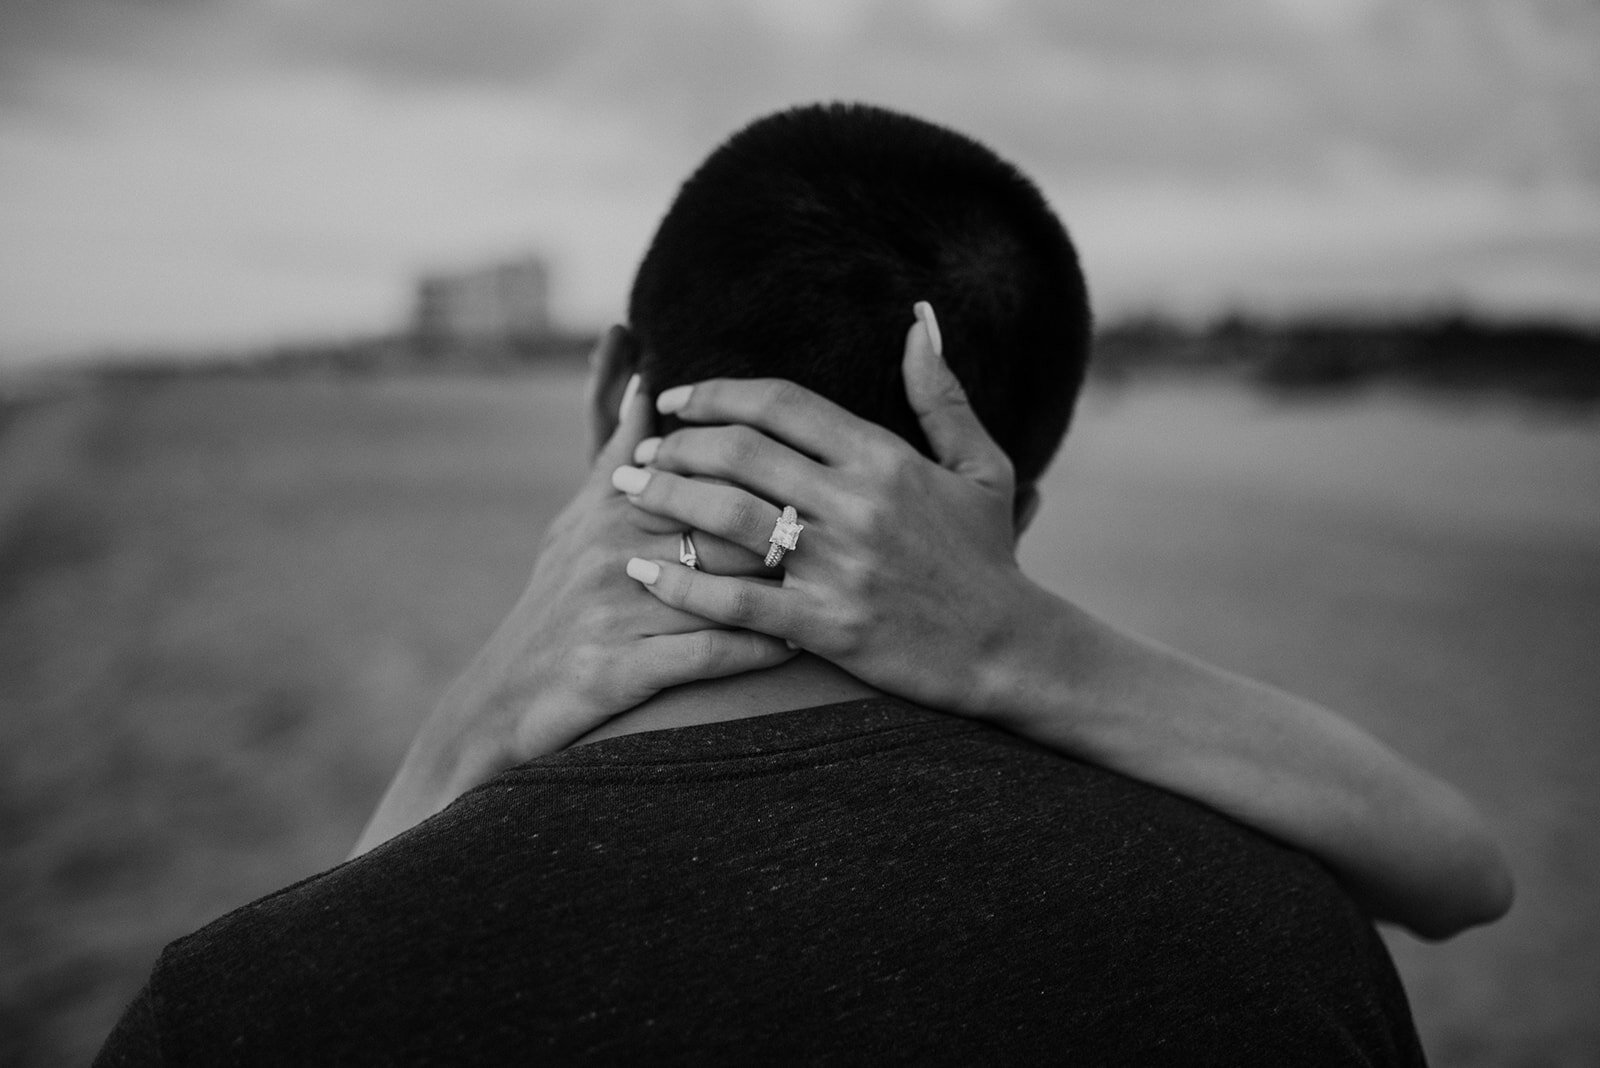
[902,301,1012,490]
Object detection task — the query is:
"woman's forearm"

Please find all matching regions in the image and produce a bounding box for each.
[349,730,462,860]
[612,354,1514,940]
[348,676,515,859]
[979,583,1514,939]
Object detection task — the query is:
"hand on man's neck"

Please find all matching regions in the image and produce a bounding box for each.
[570,653,883,748]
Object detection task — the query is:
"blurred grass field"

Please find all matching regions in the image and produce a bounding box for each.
[2,367,1596,1066]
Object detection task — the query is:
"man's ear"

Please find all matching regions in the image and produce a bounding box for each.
[1013,483,1041,540]
[586,326,645,461]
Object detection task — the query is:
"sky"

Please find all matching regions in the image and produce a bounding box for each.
[2,0,1598,366]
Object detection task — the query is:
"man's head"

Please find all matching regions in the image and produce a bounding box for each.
[620,102,1091,490]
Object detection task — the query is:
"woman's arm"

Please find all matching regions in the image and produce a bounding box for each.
[350,330,793,858]
[989,582,1512,940]
[613,307,1514,939]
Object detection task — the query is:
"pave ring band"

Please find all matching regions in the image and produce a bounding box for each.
[678,531,699,570]
[764,505,804,568]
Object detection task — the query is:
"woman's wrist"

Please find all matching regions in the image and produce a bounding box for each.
[967,576,1094,729]
[416,673,527,794]
[349,710,489,859]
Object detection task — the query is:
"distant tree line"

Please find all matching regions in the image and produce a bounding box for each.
[1092,314,1600,402]
[83,332,598,384]
[34,314,1600,410]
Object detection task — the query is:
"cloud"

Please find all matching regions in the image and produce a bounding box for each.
[10,0,1596,184]
[1,0,1597,362]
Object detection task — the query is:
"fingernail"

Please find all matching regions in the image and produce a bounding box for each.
[785,639,799,651]
[656,384,693,415]
[625,557,660,585]
[913,301,943,358]
[610,465,651,495]
[618,373,641,419]
[633,437,661,465]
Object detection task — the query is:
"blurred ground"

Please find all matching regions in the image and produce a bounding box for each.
[1,368,1596,1066]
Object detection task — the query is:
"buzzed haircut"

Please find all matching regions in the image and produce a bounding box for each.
[628,102,1092,485]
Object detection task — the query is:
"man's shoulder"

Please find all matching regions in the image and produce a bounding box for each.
[129,699,1423,1064]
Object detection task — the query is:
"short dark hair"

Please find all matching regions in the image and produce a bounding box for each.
[628,102,1092,485]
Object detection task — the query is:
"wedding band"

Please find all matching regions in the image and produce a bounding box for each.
[678,531,699,570]
[764,505,803,568]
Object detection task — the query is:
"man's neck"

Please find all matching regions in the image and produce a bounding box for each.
[570,654,881,747]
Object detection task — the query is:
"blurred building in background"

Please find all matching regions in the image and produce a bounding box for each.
[412,256,552,347]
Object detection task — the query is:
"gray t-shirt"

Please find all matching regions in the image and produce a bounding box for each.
[96,698,1424,1066]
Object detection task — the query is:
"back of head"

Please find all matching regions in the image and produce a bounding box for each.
[628,102,1092,485]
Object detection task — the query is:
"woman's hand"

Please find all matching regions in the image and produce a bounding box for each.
[439,354,795,767]
[612,303,1050,716]
[610,306,1514,937]
[350,328,794,857]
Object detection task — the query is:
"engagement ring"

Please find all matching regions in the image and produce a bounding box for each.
[764,506,803,568]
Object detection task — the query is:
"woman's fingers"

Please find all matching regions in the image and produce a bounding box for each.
[633,628,797,692]
[668,529,771,578]
[626,558,801,639]
[624,525,771,577]
[613,465,782,558]
[902,302,1014,493]
[633,425,828,510]
[656,377,902,467]
[628,509,687,536]
[623,490,789,577]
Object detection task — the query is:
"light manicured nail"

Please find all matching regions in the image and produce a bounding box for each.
[625,557,661,585]
[611,465,651,495]
[633,437,662,465]
[656,385,693,414]
[913,301,943,358]
[618,373,641,419]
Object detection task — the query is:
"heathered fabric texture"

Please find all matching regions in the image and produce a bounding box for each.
[96,698,1424,1066]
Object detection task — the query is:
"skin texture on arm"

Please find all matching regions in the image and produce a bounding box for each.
[615,305,1515,940]
[349,331,794,858]
[988,584,1513,941]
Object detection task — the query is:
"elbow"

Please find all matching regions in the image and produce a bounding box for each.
[1462,843,1516,930]
[1409,837,1516,942]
